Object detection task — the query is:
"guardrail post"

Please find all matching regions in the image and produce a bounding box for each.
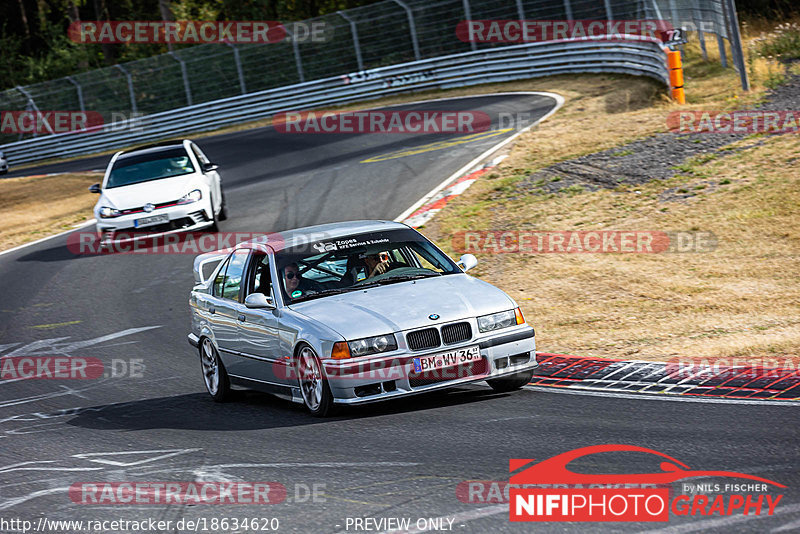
[604,0,613,21]
[16,85,55,137]
[390,0,421,61]
[723,0,748,90]
[338,11,365,71]
[692,0,708,60]
[66,76,85,113]
[224,43,247,94]
[114,64,137,114]
[168,52,193,106]
[515,0,525,21]
[563,0,573,21]
[669,0,678,26]
[462,0,476,51]
[716,31,728,68]
[284,28,306,83]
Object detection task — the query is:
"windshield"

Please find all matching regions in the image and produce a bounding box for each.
[106,147,194,188]
[275,228,460,304]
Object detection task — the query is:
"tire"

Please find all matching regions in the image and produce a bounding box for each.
[296,344,335,417]
[218,189,228,221]
[487,369,534,393]
[200,337,231,402]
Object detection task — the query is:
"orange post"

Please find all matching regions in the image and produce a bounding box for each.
[666,49,686,104]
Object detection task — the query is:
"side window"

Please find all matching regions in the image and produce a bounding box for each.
[250,254,273,297]
[213,257,231,297]
[221,250,247,301]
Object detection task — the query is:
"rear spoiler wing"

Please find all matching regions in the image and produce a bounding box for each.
[192,239,274,284]
[193,251,228,285]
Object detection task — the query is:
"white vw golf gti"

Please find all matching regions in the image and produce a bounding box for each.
[90,139,227,243]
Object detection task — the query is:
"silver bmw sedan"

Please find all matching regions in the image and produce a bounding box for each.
[188,220,537,416]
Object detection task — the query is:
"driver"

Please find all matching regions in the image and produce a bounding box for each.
[167,156,192,174]
[282,262,318,299]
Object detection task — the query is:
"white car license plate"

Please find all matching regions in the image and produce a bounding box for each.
[134,214,169,228]
[413,345,481,373]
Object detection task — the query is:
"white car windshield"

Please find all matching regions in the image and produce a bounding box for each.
[275,228,461,303]
[107,147,195,188]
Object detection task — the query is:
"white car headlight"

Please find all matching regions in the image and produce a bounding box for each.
[348,334,398,357]
[98,206,121,218]
[477,309,523,333]
[177,189,202,204]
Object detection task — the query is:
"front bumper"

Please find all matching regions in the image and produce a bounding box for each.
[96,202,213,243]
[324,326,536,405]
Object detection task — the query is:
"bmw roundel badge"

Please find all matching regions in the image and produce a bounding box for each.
[429,314,440,320]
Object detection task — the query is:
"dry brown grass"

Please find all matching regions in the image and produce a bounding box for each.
[0,172,101,250]
[427,124,800,364]
[419,25,800,364]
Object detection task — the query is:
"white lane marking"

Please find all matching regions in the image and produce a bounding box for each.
[72,448,202,467]
[378,504,507,534]
[1,325,161,359]
[394,91,565,222]
[523,385,800,406]
[139,461,421,476]
[0,219,95,257]
[638,502,800,534]
[0,486,72,511]
[772,517,800,532]
[0,383,103,409]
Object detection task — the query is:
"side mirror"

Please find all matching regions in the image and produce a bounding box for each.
[202,162,219,173]
[244,293,275,309]
[457,254,478,272]
[88,183,101,194]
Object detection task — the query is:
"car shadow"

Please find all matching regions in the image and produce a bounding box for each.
[65,387,511,432]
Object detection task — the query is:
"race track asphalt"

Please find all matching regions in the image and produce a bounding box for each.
[0,94,797,534]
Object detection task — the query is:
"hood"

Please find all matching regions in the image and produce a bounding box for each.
[290,274,516,340]
[100,174,202,210]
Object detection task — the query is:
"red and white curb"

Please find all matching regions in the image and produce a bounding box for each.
[402,155,507,228]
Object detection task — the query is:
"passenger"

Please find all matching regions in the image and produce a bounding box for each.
[363,252,390,278]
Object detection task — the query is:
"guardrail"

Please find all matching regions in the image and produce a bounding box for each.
[1,37,669,166]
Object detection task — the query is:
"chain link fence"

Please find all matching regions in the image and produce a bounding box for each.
[0,0,746,147]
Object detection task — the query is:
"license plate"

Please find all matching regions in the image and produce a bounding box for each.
[413,345,480,373]
[134,214,168,228]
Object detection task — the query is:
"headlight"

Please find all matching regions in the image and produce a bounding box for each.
[177,189,202,204]
[347,334,398,357]
[98,206,121,218]
[477,309,522,333]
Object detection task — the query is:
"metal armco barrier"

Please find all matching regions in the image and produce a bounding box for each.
[2,38,669,166]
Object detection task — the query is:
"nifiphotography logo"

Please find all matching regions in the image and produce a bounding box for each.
[507,445,785,522]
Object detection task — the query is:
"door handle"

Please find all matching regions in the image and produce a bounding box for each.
[237,314,246,322]
[209,306,215,314]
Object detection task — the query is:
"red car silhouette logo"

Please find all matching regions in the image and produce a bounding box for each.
[510,444,785,487]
